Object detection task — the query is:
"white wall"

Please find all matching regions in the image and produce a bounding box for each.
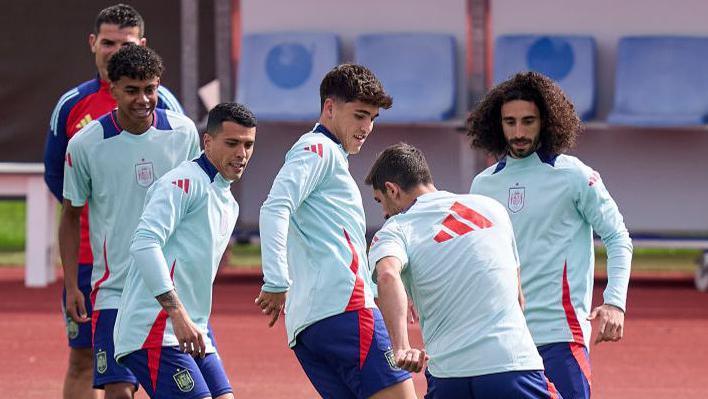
[491,0,708,119]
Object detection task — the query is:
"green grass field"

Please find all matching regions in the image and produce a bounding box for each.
[0,200,702,273]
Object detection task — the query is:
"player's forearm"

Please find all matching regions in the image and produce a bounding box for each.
[58,205,82,290]
[603,231,633,311]
[156,289,188,319]
[376,268,410,351]
[130,238,174,297]
[259,206,292,292]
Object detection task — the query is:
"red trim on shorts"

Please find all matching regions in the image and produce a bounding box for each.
[141,260,177,390]
[91,309,100,341]
[343,229,365,312]
[569,342,592,389]
[357,308,375,369]
[545,375,560,399]
[561,262,585,344]
[90,238,111,307]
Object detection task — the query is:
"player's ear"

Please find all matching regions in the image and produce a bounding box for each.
[384,181,399,199]
[109,82,118,100]
[139,37,147,46]
[89,33,97,53]
[323,98,335,120]
[203,131,215,153]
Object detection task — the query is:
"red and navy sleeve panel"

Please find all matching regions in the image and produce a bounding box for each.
[156,85,184,114]
[44,79,101,202]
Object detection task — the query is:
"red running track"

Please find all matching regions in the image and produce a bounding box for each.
[0,268,706,398]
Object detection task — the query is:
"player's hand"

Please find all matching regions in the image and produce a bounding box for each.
[64,286,90,323]
[170,307,206,358]
[587,303,625,345]
[255,290,287,327]
[394,347,429,373]
[407,299,419,324]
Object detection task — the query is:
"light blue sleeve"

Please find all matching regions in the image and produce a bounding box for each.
[259,143,333,293]
[130,175,195,297]
[187,126,202,160]
[62,136,91,207]
[575,170,633,311]
[367,221,409,284]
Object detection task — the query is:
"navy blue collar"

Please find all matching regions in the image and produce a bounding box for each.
[194,152,219,182]
[536,150,559,166]
[314,123,340,145]
[493,150,559,174]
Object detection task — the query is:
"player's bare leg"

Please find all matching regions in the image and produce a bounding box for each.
[215,393,235,399]
[104,382,136,399]
[368,379,417,399]
[64,347,100,399]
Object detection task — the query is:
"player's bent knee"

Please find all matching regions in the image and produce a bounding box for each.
[368,378,416,399]
[67,348,93,375]
[103,382,136,399]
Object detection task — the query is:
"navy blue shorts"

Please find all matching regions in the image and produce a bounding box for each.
[92,308,139,389]
[61,264,93,348]
[122,347,232,399]
[293,308,411,398]
[538,342,591,399]
[425,369,561,399]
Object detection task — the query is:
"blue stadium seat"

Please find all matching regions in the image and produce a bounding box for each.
[236,32,340,121]
[494,35,597,121]
[608,36,708,126]
[354,33,457,122]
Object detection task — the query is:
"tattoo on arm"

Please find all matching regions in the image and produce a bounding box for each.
[156,290,181,311]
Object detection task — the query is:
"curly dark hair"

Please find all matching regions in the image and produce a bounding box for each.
[107,44,163,82]
[320,64,393,110]
[466,71,582,157]
[95,4,145,37]
[207,102,257,136]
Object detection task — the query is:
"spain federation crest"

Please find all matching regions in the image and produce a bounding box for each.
[384,348,401,371]
[135,161,155,188]
[66,317,79,340]
[173,369,195,392]
[508,186,525,213]
[96,350,108,374]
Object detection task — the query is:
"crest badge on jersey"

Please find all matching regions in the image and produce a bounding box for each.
[508,186,525,213]
[135,161,155,188]
[173,369,195,392]
[96,350,108,374]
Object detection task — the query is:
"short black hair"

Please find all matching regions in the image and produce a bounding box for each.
[206,103,257,136]
[95,4,145,37]
[365,143,433,192]
[320,64,393,111]
[107,44,163,82]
